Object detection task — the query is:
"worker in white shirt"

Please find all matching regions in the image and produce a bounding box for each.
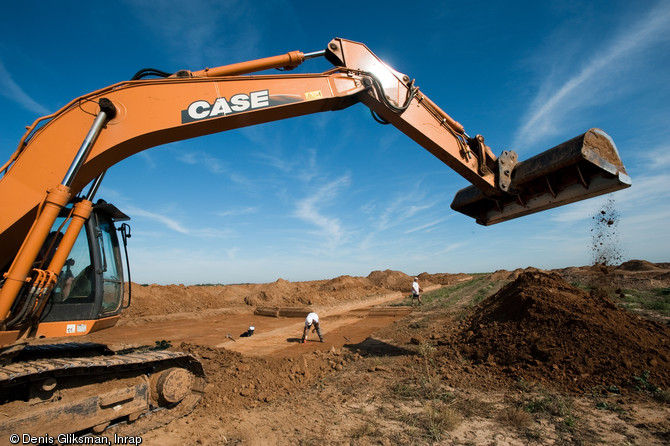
[301,312,324,343]
[411,277,423,306]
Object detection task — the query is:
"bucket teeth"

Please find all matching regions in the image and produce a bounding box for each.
[451,129,631,225]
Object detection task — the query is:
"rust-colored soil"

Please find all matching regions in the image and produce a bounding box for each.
[49,265,670,444]
[457,271,670,392]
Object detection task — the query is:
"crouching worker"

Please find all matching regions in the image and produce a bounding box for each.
[302,312,324,343]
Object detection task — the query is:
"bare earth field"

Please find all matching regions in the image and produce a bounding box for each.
[82,261,669,445]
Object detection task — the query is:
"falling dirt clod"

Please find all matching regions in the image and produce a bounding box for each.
[591,196,624,267]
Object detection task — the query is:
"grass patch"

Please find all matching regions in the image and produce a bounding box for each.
[420,401,461,442]
[524,391,572,417]
[632,369,670,403]
[496,406,533,431]
[618,288,670,316]
[473,281,497,305]
[392,274,504,315]
[392,339,462,441]
[571,283,670,318]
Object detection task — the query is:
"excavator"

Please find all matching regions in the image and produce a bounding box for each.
[0,38,630,438]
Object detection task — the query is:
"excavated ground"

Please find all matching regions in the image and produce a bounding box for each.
[48,263,670,444]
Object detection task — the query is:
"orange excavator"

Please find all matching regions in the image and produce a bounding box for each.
[0,38,630,437]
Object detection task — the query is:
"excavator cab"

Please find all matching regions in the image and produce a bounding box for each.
[31,201,130,334]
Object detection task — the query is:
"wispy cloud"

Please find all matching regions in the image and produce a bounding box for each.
[0,59,49,115]
[254,152,296,173]
[125,205,234,238]
[124,0,263,67]
[372,187,438,233]
[633,143,670,169]
[175,149,253,188]
[214,206,260,218]
[126,206,190,234]
[294,174,351,249]
[255,148,320,183]
[515,2,670,149]
[177,151,225,174]
[404,216,452,234]
[549,171,670,226]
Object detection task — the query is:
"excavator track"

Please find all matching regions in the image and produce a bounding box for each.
[0,343,205,441]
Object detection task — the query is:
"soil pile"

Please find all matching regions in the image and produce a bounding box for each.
[125,270,451,319]
[367,269,414,291]
[557,261,670,291]
[243,278,316,307]
[417,271,472,285]
[490,267,541,281]
[618,259,661,271]
[124,283,258,318]
[178,343,356,411]
[458,271,670,392]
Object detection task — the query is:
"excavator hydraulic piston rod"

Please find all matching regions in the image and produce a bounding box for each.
[62,98,116,187]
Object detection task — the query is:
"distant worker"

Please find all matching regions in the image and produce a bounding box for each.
[411,277,423,306]
[301,312,324,344]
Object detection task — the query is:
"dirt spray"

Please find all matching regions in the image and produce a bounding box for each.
[590,195,624,267]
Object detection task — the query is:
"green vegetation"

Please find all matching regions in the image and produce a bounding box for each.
[396,340,462,442]
[570,281,670,318]
[619,288,670,316]
[394,274,496,310]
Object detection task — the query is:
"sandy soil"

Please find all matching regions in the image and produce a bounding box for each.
[46,265,670,444]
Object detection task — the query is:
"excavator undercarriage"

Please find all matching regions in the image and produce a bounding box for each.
[0,343,205,438]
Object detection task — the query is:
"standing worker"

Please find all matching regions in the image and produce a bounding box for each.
[411,277,423,306]
[302,312,324,343]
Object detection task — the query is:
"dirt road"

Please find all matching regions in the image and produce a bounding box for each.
[84,288,421,358]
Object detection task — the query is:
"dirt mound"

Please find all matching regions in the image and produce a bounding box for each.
[243,278,315,307]
[417,271,472,285]
[318,275,376,293]
[367,269,413,291]
[555,261,670,292]
[124,282,254,318]
[458,271,670,392]
[178,343,357,412]
[618,259,660,271]
[124,273,401,319]
[489,267,542,281]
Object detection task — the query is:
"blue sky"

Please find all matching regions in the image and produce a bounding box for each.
[1,1,669,285]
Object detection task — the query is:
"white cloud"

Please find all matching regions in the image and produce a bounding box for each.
[177,151,225,174]
[124,0,263,67]
[633,143,670,170]
[126,206,190,234]
[0,59,50,115]
[294,174,351,249]
[515,2,670,149]
[404,216,452,234]
[125,205,234,238]
[175,148,253,188]
[214,206,260,218]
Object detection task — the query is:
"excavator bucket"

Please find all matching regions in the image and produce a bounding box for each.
[450,129,631,225]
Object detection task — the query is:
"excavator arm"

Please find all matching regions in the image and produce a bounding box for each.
[0,37,630,329]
